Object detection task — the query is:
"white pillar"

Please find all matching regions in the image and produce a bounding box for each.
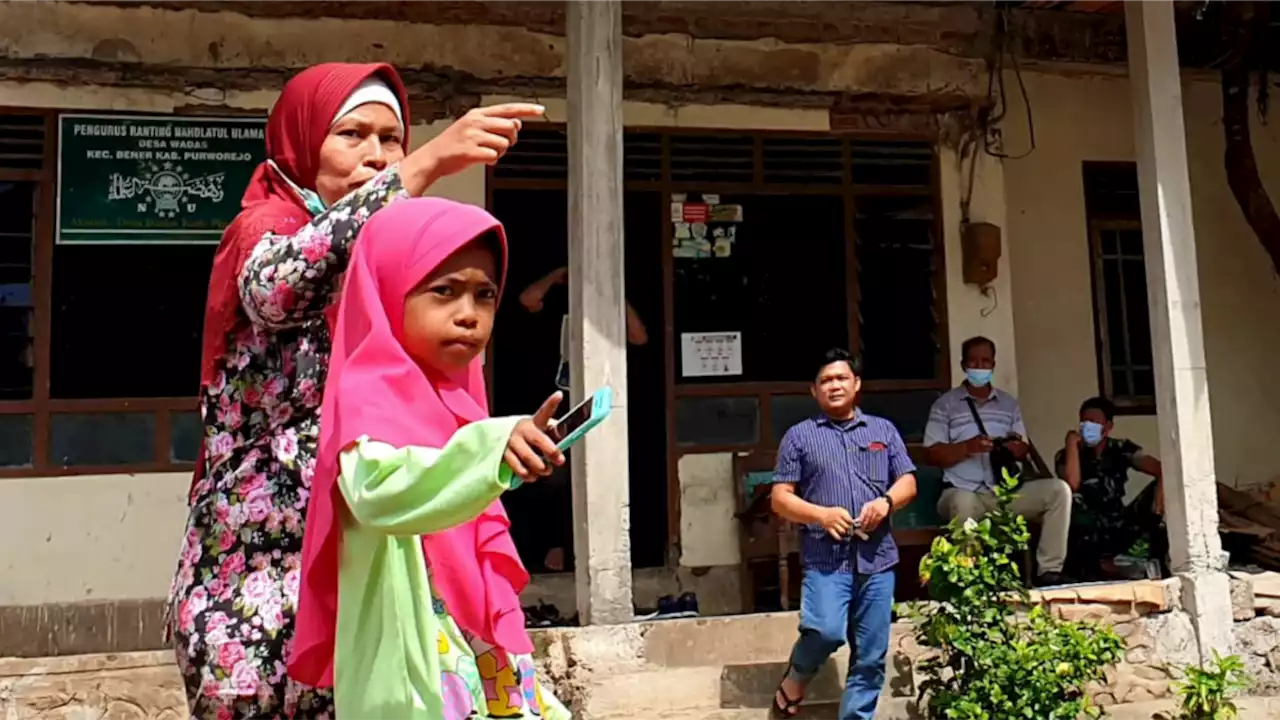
[566,0,633,625]
[1125,0,1232,659]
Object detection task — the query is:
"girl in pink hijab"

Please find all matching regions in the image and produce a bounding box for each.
[289,196,570,719]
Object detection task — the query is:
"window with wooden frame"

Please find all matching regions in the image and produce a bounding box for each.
[1083,161,1155,414]
[489,127,949,450]
[663,134,949,454]
[487,126,949,561]
[0,110,208,477]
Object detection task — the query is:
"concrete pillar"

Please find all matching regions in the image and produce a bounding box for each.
[1125,0,1232,659]
[566,0,633,625]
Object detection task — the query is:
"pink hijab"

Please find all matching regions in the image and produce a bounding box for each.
[289,197,533,689]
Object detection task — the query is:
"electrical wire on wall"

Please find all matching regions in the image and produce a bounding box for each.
[960,2,1036,320]
[983,3,1037,162]
[962,2,1039,224]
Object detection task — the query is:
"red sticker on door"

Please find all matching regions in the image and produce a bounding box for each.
[682,203,709,223]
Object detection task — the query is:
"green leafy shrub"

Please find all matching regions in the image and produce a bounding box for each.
[1170,652,1253,720]
[905,470,1126,720]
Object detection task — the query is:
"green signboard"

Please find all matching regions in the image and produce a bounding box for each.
[57,114,266,244]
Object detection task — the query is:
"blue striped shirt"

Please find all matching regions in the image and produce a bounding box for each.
[771,411,916,574]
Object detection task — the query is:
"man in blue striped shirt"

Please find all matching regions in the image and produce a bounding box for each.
[769,349,917,720]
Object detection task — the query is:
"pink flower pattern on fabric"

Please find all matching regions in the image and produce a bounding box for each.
[166,168,408,719]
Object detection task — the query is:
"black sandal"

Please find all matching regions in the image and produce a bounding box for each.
[770,669,803,718]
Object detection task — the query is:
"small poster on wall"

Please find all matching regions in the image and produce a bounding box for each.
[680,331,743,377]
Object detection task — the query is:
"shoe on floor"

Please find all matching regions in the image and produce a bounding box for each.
[1033,571,1075,588]
[676,592,700,618]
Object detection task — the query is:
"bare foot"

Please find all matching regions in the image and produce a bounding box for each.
[544,547,565,572]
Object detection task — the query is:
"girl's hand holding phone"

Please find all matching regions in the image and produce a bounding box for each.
[503,391,565,482]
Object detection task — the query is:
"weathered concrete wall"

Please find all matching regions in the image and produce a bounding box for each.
[0,1,990,110]
[678,454,741,569]
[82,0,1117,66]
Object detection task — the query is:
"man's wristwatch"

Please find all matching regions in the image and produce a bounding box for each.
[880,493,895,512]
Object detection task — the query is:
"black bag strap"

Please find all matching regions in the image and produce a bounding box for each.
[964,396,990,437]
[965,395,1013,488]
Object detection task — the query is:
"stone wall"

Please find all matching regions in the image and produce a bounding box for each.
[1229,571,1280,695]
[887,579,1199,708]
[892,577,1280,709]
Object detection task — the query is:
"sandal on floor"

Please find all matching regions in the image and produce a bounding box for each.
[770,669,803,718]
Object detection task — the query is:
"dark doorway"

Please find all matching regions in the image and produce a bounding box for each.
[490,188,668,572]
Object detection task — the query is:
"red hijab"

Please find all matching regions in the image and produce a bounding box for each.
[198,62,410,389]
[288,197,534,688]
[192,63,409,487]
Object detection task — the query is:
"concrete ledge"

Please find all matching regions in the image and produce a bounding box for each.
[1027,579,1176,612]
[0,651,183,720]
[0,566,747,659]
[0,600,168,659]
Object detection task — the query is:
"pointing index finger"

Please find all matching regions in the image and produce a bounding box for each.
[533,391,563,427]
[474,103,546,120]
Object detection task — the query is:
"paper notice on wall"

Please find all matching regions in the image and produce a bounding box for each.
[709,204,743,222]
[680,331,743,377]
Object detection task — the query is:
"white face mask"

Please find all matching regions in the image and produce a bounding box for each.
[1080,421,1105,447]
[964,368,993,387]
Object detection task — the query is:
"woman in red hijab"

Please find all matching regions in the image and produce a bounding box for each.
[166,62,542,719]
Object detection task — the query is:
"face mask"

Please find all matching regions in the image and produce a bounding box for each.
[269,160,327,217]
[964,368,993,387]
[1080,421,1105,447]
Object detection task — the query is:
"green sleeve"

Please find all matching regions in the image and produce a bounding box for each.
[337,416,522,536]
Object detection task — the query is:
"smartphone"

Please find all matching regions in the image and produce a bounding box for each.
[546,386,612,452]
[503,386,614,487]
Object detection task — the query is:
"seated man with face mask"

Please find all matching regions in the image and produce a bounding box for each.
[1055,396,1167,581]
[925,336,1076,587]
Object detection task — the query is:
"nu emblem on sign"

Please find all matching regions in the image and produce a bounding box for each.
[107,161,227,219]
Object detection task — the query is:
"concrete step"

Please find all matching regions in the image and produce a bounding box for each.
[541,613,920,718]
[719,654,917,708]
[660,696,1280,717]
[720,659,855,709]
[654,697,1280,720]
[652,698,908,719]
[585,661,919,719]
[633,614,912,671]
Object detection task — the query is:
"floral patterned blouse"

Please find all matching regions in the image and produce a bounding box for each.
[168,167,409,719]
